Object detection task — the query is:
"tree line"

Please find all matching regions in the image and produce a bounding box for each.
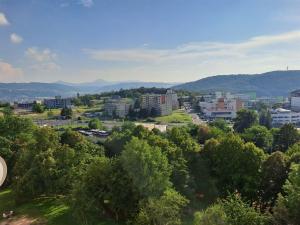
[0,109,300,224]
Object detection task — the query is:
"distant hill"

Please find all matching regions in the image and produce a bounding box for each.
[173,70,300,96]
[0,83,78,102]
[95,82,176,92]
[0,80,177,102]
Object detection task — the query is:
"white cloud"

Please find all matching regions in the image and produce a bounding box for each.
[25,47,60,72]
[84,30,300,63]
[10,33,23,44]
[0,12,9,26]
[82,30,300,82]
[26,47,57,62]
[0,61,23,82]
[79,0,94,7]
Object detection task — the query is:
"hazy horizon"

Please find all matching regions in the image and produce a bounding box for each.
[1,0,300,83]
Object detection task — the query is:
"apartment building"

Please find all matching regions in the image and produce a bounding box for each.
[140,90,177,116]
[44,96,72,109]
[104,97,133,118]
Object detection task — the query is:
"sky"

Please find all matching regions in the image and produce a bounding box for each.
[1,0,300,83]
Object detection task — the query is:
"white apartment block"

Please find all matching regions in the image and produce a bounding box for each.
[104,98,133,118]
[140,90,178,116]
[270,108,300,125]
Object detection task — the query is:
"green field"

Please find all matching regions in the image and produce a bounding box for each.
[0,189,119,225]
[155,110,192,124]
[0,189,194,225]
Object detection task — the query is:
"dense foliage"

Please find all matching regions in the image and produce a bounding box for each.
[1,112,300,225]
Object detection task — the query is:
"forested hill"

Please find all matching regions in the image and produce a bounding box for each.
[173,70,300,96]
[0,81,175,102]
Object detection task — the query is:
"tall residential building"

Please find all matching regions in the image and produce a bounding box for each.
[168,89,179,110]
[140,90,177,116]
[44,96,72,109]
[104,97,133,118]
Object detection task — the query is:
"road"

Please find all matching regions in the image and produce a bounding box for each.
[189,112,206,125]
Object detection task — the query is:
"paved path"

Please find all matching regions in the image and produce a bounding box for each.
[190,113,205,125]
[0,216,41,225]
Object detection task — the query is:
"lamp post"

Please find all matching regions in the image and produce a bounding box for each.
[0,156,7,187]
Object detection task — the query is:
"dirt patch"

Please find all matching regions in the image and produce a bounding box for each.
[0,216,45,225]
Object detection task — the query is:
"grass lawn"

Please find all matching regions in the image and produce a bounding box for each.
[21,109,61,120]
[155,110,192,124]
[0,189,194,225]
[0,189,120,225]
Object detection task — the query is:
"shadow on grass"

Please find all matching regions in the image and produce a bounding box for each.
[0,189,119,225]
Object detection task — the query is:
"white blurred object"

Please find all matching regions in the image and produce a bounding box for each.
[0,156,7,186]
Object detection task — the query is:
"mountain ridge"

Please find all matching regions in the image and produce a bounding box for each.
[0,81,177,102]
[173,70,300,96]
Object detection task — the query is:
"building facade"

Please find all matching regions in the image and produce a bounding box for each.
[104,98,133,118]
[270,108,300,125]
[44,96,72,109]
[140,90,177,116]
[199,92,244,120]
[291,90,300,112]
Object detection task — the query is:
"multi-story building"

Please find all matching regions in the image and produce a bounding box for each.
[199,93,244,120]
[140,90,177,116]
[290,90,300,112]
[15,100,42,110]
[168,89,179,110]
[270,108,300,125]
[44,96,72,109]
[104,97,133,118]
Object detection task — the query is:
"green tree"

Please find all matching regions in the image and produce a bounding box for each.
[222,194,270,225]
[203,134,266,201]
[60,107,73,119]
[32,103,45,113]
[121,137,172,198]
[13,127,78,202]
[194,204,226,225]
[209,119,231,133]
[195,124,225,144]
[273,123,299,151]
[259,110,272,129]
[242,125,273,151]
[259,151,289,210]
[72,157,139,223]
[134,188,189,225]
[233,109,258,133]
[273,164,300,225]
[104,126,133,157]
[167,127,200,153]
[194,195,270,225]
[286,143,300,164]
[60,128,86,148]
[0,115,34,140]
[1,106,13,116]
[88,118,103,129]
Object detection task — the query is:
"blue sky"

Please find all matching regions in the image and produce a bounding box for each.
[1,0,300,83]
